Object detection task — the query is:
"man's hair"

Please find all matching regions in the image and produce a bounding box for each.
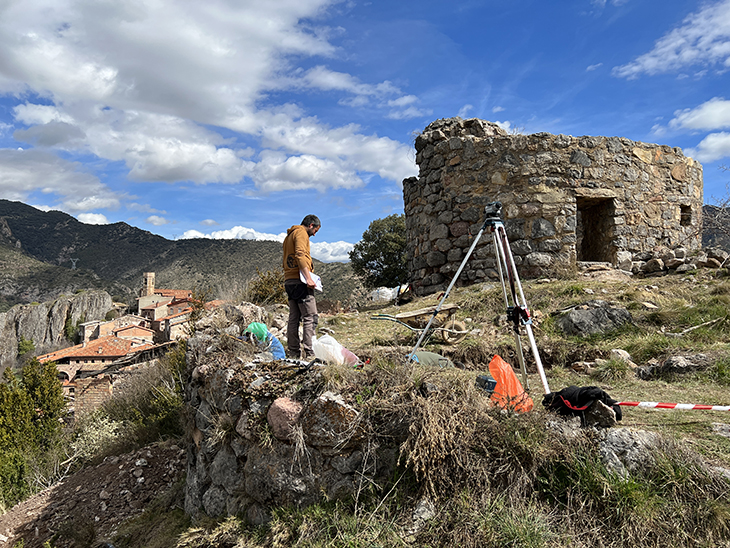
[301,214,321,227]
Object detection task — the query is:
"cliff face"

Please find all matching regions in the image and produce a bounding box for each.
[0,290,113,367]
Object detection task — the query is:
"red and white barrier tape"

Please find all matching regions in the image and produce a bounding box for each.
[619,401,730,411]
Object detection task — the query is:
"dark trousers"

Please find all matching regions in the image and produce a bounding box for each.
[285,280,319,358]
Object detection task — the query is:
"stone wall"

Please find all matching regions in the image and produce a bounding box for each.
[74,376,113,417]
[403,117,704,295]
[183,304,396,523]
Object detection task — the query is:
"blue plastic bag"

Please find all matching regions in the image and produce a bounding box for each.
[244,322,286,360]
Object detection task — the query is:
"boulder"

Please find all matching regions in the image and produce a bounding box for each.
[598,428,660,479]
[557,302,633,337]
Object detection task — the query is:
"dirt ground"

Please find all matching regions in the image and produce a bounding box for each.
[0,441,186,548]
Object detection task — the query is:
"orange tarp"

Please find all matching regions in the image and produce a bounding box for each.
[489,355,534,413]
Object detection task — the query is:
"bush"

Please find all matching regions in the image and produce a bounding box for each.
[63,314,85,343]
[99,342,187,451]
[17,336,35,357]
[246,267,286,305]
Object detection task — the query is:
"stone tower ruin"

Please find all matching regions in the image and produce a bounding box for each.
[403,117,703,296]
[141,271,155,297]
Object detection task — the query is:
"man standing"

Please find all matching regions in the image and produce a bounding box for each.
[282,214,321,359]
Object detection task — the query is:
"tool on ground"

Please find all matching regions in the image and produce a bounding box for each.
[371,303,468,345]
[407,201,550,395]
[619,401,730,411]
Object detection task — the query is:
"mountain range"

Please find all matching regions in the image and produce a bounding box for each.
[0,200,364,312]
[1,199,727,314]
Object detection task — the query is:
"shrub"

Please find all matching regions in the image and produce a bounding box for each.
[17,336,35,357]
[63,314,85,343]
[70,413,124,464]
[99,342,187,451]
[246,267,286,305]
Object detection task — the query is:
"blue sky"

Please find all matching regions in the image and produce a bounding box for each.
[1,0,729,262]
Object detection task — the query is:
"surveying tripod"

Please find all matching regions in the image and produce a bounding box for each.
[408,202,551,395]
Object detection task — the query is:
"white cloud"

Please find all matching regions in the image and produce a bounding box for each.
[458,104,474,118]
[259,117,416,184]
[77,213,109,225]
[386,106,431,120]
[311,240,353,262]
[586,63,603,71]
[613,0,730,79]
[495,120,512,132]
[247,150,362,192]
[180,230,206,239]
[491,106,505,113]
[684,132,730,162]
[0,0,419,201]
[297,65,400,97]
[182,226,286,242]
[128,203,166,214]
[669,97,730,130]
[200,219,219,226]
[0,148,123,212]
[14,104,250,183]
[387,95,418,108]
[146,215,169,226]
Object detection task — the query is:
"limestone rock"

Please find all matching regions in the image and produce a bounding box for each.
[598,428,660,479]
[0,290,113,368]
[300,392,360,449]
[557,302,633,337]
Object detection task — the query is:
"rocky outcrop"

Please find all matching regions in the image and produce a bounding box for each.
[0,290,113,367]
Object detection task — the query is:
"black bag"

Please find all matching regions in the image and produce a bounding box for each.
[542,385,622,424]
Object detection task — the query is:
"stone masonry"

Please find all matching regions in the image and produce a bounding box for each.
[403,117,703,295]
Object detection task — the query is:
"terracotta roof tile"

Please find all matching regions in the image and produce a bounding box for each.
[38,336,155,363]
[155,289,192,299]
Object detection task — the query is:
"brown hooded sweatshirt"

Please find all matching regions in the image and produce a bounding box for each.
[283,224,313,281]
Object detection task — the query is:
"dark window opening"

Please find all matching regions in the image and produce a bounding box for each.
[576,197,615,262]
[680,205,691,227]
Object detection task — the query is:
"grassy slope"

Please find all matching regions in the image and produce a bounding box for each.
[112,267,730,548]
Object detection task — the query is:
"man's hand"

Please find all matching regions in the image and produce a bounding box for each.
[302,267,317,289]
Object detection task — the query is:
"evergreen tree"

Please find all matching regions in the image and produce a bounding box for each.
[0,360,65,506]
[349,214,408,289]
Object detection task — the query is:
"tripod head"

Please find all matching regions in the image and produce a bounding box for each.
[482,201,503,228]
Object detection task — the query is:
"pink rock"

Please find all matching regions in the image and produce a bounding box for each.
[267,397,304,441]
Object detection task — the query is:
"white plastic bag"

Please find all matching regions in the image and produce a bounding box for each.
[370,287,397,303]
[312,334,359,366]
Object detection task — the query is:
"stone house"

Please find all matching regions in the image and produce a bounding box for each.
[137,271,192,313]
[80,314,148,344]
[37,334,155,380]
[403,117,704,295]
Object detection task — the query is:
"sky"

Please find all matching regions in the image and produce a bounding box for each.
[1,0,730,263]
